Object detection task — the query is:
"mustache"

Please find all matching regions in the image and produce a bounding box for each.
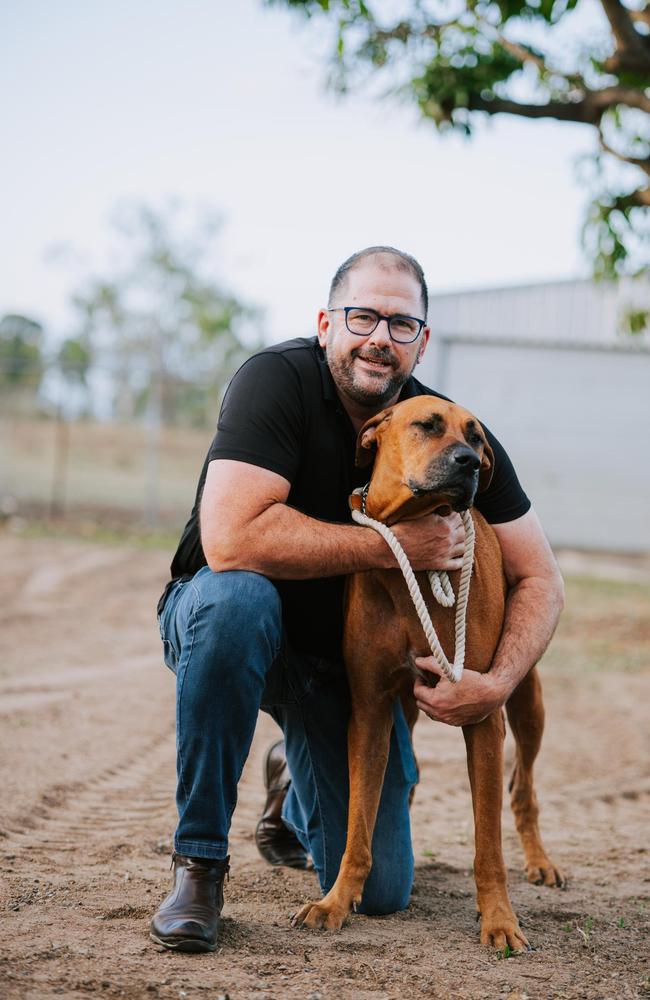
[352,346,398,369]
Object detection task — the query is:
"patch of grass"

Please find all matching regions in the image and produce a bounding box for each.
[562,916,597,944]
[573,916,596,945]
[3,516,179,551]
[541,576,650,675]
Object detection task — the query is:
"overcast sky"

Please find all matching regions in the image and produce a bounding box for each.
[1,0,596,344]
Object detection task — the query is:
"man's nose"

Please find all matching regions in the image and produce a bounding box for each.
[366,318,392,349]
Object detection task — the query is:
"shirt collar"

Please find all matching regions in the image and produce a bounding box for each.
[314,338,338,402]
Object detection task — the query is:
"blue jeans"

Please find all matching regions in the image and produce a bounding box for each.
[158,567,418,915]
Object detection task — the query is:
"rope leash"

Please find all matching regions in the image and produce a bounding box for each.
[351,494,475,684]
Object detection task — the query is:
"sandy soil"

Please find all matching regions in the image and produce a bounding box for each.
[1,533,649,1000]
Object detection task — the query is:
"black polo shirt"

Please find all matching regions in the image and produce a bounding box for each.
[159,336,530,659]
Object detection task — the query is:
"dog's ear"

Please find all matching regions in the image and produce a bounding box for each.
[478,437,495,492]
[355,407,393,468]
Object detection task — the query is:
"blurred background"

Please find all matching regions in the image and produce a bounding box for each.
[2,7,650,995]
[1,0,649,552]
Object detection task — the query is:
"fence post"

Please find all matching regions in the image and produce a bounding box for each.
[145,332,163,527]
[50,402,70,518]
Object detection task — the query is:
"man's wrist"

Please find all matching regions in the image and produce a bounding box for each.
[485,670,512,707]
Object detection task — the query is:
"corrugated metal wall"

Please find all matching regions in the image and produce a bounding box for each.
[417,278,650,554]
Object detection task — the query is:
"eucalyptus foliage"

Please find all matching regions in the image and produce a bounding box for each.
[0,314,44,392]
[272,0,649,278]
[72,204,262,426]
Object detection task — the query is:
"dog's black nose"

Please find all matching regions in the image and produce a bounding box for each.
[452,447,480,471]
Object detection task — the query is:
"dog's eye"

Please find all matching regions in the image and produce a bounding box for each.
[468,432,483,447]
[414,418,444,434]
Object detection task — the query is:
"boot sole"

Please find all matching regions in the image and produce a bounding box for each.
[149,932,217,953]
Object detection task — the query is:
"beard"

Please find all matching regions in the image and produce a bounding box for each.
[325,341,416,409]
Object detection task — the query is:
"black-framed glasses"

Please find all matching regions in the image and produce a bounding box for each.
[329,306,425,344]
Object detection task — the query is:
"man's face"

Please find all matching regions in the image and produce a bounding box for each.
[317,260,430,412]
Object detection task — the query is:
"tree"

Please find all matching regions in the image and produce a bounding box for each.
[271,0,649,278]
[72,202,263,427]
[57,336,92,387]
[0,314,45,411]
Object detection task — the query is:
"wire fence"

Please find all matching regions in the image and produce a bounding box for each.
[3,323,650,554]
[0,369,217,533]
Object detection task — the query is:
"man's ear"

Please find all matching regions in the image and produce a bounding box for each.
[478,438,495,492]
[355,408,393,468]
[316,308,330,349]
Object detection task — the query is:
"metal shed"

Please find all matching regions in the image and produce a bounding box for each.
[417,277,650,554]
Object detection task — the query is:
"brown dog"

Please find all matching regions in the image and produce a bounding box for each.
[292,395,564,949]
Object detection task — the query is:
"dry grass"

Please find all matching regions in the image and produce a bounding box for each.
[0,416,208,517]
[543,575,650,675]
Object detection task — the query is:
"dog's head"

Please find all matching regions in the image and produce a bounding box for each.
[353,396,494,524]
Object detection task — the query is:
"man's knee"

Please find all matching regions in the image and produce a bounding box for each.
[358,867,413,916]
[318,847,413,917]
[188,568,282,659]
[193,568,280,619]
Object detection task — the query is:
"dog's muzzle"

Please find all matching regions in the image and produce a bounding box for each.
[407,446,480,511]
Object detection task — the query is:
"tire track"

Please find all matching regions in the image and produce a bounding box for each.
[546,773,650,811]
[2,724,176,858]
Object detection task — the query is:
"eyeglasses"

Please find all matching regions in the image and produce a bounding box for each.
[329,307,425,344]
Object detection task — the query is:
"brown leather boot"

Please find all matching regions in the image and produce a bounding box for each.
[149,854,230,952]
[255,739,311,870]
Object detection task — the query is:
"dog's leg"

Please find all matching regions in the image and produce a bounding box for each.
[506,666,565,887]
[291,692,394,932]
[463,709,529,951]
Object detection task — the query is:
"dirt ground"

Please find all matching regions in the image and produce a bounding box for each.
[1,532,649,1000]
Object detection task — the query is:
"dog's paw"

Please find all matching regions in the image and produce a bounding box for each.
[290,900,349,932]
[525,857,566,889]
[479,901,530,952]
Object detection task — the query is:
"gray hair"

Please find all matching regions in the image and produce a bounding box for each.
[328,246,428,318]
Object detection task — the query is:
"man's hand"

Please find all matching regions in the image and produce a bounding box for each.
[393,512,465,572]
[413,657,508,727]
[413,508,564,728]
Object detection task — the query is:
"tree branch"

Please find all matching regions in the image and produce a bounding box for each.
[496,36,547,72]
[468,94,594,123]
[468,86,650,125]
[593,86,650,112]
[599,0,649,56]
[600,132,650,176]
[495,34,586,87]
[368,16,461,46]
[602,49,650,74]
[629,7,650,28]
[614,186,650,207]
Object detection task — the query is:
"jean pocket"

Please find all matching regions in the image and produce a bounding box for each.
[161,637,178,674]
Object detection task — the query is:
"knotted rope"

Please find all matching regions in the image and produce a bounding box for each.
[351,492,475,685]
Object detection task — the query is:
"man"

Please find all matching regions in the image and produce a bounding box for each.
[150,246,564,952]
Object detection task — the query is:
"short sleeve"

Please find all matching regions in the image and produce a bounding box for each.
[474,425,531,524]
[208,351,304,483]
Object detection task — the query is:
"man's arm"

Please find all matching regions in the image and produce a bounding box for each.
[200,458,465,577]
[413,507,565,727]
